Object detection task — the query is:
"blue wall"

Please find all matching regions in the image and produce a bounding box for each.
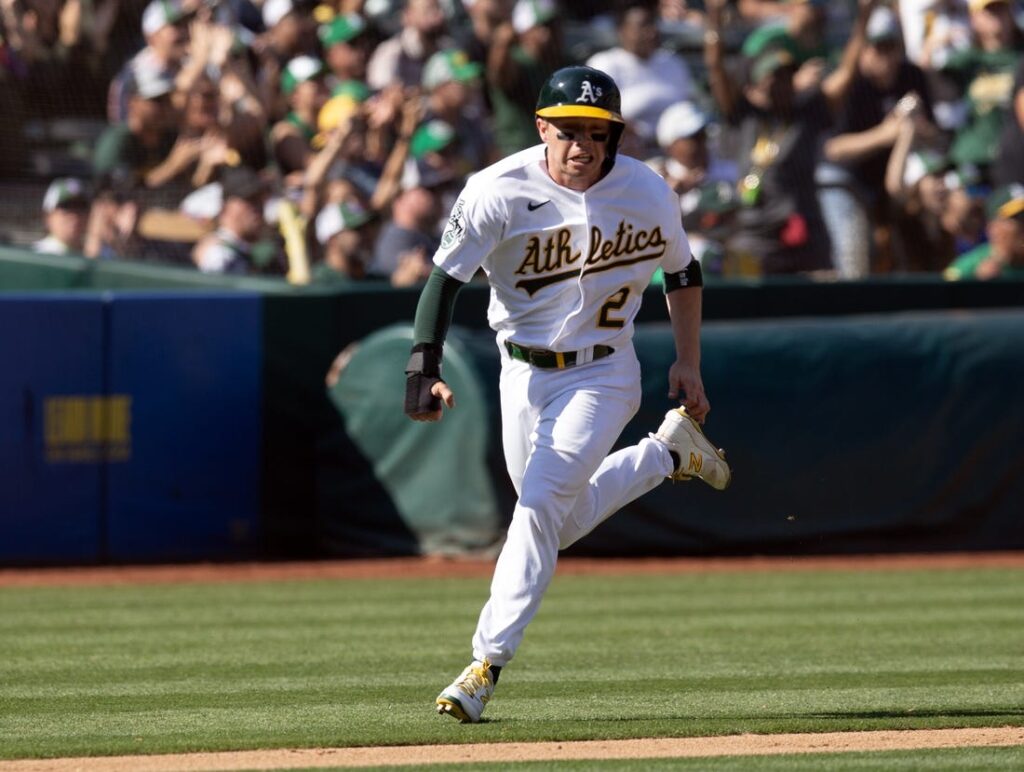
[0,298,105,562]
[0,293,262,564]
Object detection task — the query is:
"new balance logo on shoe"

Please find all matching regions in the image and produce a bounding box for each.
[652,407,731,490]
[688,452,702,474]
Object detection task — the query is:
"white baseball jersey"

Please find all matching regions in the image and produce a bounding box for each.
[433,144,693,353]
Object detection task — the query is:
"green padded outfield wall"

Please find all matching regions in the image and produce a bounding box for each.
[319,311,1024,556]
[325,326,501,555]
[4,247,1024,557]
[593,310,1024,555]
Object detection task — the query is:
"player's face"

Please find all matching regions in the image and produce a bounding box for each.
[537,117,611,191]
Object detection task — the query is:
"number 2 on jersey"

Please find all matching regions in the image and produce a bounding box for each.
[597,287,630,329]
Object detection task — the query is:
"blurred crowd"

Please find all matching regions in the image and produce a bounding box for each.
[2,0,1022,283]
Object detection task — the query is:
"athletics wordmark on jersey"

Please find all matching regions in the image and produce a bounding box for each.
[514,220,666,296]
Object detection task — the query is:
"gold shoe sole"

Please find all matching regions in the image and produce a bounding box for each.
[436,697,472,722]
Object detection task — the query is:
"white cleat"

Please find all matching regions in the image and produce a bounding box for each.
[653,407,732,490]
[435,659,495,723]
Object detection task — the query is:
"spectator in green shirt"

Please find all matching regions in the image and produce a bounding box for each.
[93,66,179,191]
[271,55,330,176]
[486,0,565,157]
[944,184,1024,279]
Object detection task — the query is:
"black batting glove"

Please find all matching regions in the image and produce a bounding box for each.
[404,343,443,416]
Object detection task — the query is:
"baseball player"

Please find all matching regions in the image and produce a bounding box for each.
[404,65,731,723]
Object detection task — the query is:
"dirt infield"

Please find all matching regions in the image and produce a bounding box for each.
[1,728,1022,771]
[2,551,1023,587]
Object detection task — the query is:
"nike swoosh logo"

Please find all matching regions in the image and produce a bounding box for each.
[527,200,551,211]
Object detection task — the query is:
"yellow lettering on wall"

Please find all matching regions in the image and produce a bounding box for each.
[44,395,133,463]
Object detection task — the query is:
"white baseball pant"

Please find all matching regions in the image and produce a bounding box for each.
[471,345,675,667]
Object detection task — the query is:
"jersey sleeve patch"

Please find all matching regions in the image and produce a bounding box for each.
[440,199,467,250]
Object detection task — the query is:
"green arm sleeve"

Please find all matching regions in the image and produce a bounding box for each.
[412,266,466,347]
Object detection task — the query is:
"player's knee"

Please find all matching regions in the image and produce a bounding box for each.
[514,494,563,531]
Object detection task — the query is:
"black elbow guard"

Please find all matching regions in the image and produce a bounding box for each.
[663,259,703,292]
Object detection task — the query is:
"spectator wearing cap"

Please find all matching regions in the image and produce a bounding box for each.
[271,55,330,174]
[404,118,465,190]
[738,0,831,93]
[820,6,936,278]
[314,81,372,167]
[886,128,986,270]
[366,0,451,91]
[944,184,1024,278]
[360,118,452,286]
[261,0,317,64]
[94,66,181,190]
[305,90,419,215]
[994,57,1024,186]
[192,166,271,273]
[936,0,1024,181]
[320,13,373,86]
[647,103,741,275]
[312,200,378,283]
[108,0,192,123]
[422,48,491,172]
[34,178,91,255]
[256,0,318,119]
[487,0,565,156]
[703,0,878,274]
[586,3,696,157]
[650,101,738,216]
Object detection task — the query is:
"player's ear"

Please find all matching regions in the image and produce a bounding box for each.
[535,117,548,143]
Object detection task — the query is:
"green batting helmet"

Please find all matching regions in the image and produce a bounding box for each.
[535,66,625,124]
[536,66,625,167]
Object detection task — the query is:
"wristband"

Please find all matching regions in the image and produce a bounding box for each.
[663,259,703,293]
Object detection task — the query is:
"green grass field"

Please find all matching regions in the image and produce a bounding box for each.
[1,565,1022,765]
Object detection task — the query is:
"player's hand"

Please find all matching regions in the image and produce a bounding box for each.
[667,360,710,424]
[409,380,455,422]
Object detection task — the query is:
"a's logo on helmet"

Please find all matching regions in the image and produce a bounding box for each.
[576,80,602,104]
